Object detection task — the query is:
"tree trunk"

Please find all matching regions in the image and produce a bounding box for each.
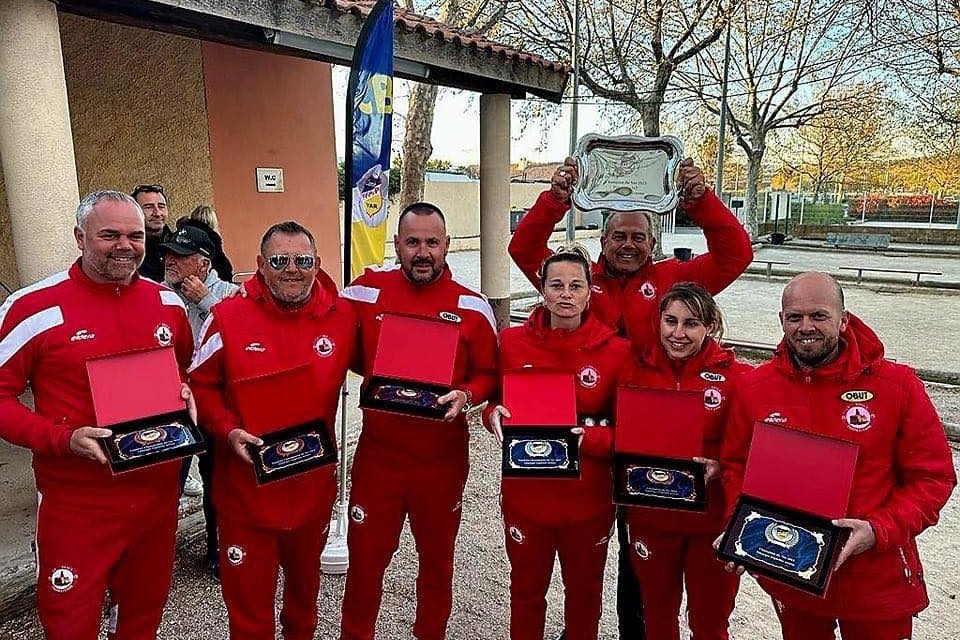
[399,82,440,209]
[744,142,765,238]
[641,101,661,137]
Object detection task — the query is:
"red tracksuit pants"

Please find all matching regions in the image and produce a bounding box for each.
[502,508,614,640]
[627,525,739,640]
[218,514,330,640]
[35,493,178,640]
[774,601,913,640]
[340,443,468,640]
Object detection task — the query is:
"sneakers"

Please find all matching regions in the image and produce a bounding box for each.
[183,475,204,497]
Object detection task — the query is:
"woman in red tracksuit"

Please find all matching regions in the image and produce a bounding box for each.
[620,282,751,640]
[487,245,631,640]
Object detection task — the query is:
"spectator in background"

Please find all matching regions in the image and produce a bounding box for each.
[132,184,174,282]
[178,205,234,282]
[162,224,238,578]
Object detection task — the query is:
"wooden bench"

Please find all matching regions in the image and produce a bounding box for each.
[751,259,790,279]
[838,266,942,286]
[826,232,891,250]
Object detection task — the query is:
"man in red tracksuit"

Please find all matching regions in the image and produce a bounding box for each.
[0,190,194,640]
[189,221,356,640]
[339,202,498,640]
[509,158,753,347]
[721,272,956,639]
[511,159,753,638]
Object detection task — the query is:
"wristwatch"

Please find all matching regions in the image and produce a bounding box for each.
[460,389,474,414]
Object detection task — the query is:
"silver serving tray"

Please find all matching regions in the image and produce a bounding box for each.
[573,134,684,214]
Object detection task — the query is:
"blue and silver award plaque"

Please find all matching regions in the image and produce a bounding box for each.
[734,512,824,579]
[718,497,842,595]
[362,376,451,420]
[502,427,581,478]
[613,454,707,511]
[114,421,196,460]
[100,410,206,474]
[372,384,442,409]
[249,420,336,485]
[625,465,697,502]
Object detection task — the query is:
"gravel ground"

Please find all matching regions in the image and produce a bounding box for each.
[1,375,957,640]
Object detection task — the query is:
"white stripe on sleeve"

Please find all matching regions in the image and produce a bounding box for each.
[0,306,64,368]
[187,332,223,373]
[341,285,380,304]
[457,294,497,336]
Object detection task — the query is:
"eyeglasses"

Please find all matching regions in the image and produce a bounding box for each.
[131,184,165,198]
[267,254,316,271]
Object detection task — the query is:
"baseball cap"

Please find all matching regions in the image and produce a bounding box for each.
[160,226,213,257]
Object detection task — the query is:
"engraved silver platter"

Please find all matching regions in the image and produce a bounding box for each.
[573,134,684,215]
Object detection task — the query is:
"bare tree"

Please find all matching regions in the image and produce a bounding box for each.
[778,83,893,202]
[680,0,873,236]
[864,0,960,127]
[398,0,510,208]
[500,0,734,136]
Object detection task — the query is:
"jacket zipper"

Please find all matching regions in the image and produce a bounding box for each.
[898,547,913,583]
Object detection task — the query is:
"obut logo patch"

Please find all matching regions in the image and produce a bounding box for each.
[840,390,874,403]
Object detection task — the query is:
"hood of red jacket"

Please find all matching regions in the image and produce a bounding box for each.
[523,305,619,351]
[243,268,339,317]
[771,312,885,382]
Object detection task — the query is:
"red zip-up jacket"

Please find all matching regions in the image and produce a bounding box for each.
[498,307,631,526]
[508,189,753,347]
[721,314,956,619]
[0,261,193,510]
[341,264,498,462]
[188,271,356,529]
[619,338,751,532]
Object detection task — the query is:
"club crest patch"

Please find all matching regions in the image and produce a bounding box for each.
[154,323,173,346]
[578,366,599,389]
[633,540,650,559]
[314,336,335,358]
[50,567,76,593]
[439,311,462,323]
[508,525,524,544]
[703,387,723,410]
[639,282,656,300]
[844,405,873,431]
[840,390,874,403]
[350,505,366,524]
[226,546,245,566]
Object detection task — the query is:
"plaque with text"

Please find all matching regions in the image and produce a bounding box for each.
[573,134,684,214]
[718,496,846,596]
[246,420,336,485]
[613,454,706,511]
[100,409,205,474]
[502,427,580,478]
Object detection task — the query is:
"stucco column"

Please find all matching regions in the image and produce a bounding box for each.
[0,0,79,287]
[479,93,511,330]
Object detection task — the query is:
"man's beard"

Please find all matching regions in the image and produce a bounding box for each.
[404,258,441,283]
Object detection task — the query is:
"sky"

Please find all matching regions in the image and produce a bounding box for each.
[331,66,618,166]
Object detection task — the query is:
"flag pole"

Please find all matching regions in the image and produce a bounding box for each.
[322,0,394,576]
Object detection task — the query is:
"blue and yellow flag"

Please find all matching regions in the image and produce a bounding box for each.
[344,0,394,281]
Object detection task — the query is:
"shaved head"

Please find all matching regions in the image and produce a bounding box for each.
[781,272,845,313]
[779,272,849,369]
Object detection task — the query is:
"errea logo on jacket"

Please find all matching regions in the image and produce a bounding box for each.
[70,329,95,342]
[244,342,266,353]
